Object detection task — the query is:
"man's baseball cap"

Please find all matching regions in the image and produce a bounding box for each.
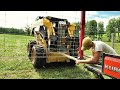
[81,37,92,51]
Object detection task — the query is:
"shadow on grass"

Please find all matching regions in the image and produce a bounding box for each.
[34,62,95,79]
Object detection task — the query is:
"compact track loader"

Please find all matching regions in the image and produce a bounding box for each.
[27,16,79,68]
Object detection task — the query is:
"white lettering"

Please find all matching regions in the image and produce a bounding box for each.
[105,64,109,69]
[104,64,120,73]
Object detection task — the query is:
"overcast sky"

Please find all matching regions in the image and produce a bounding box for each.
[0,11,120,29]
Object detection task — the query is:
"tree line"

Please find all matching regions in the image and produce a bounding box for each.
[75,16,120,42]
[1,16,120,42]
[0,27,27,35]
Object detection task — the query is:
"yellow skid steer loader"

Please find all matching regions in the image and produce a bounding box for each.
[27,16,79,68]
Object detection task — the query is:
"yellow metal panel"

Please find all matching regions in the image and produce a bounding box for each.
[43,18,55,39]
[46,52,70,63]
[35,31,48,53]
[68,23,76,37]
[43,18,52,29]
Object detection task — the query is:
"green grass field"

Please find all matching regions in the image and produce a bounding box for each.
[0,34,119,79]
[0,34,98,79]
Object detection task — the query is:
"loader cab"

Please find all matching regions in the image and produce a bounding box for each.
[46,16,68,36]
[58,21,67,36]
[45,16,68,52]
[34,16,67,37]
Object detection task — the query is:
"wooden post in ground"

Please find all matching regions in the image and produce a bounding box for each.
[111,33,114,49]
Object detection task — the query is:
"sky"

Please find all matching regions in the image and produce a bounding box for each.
[0,11,120,29]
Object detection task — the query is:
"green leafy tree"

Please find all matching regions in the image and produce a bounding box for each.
[106,18,116,41]
[116,17,120,42]
[85,20,97,40]
[85,21,89,35]
[97,21,104,40]
[24,25,31,36]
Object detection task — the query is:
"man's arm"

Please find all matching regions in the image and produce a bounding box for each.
[76,51,101,64]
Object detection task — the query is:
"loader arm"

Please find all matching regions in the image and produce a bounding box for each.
[34,31,48,53]
[68,23,76,38]
[43,18,56,39]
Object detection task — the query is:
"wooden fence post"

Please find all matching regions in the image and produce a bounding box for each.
[111,33,114,49]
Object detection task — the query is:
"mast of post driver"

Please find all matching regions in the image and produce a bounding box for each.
[78,11,85,59]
